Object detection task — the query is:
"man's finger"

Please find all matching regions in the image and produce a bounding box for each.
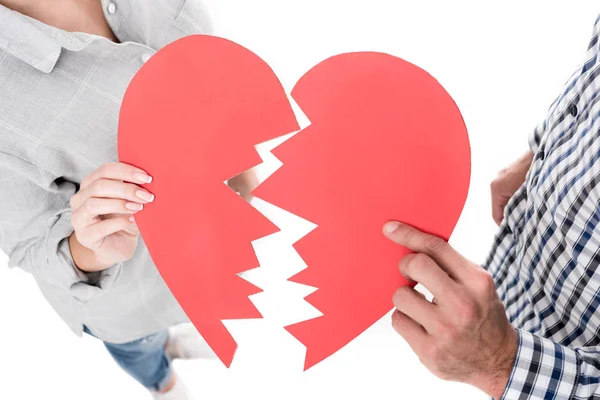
[384,222,467,281]
[392,286,438,333]
[491,195,506,226]
[399,253,461,305]
[391,310,430,354]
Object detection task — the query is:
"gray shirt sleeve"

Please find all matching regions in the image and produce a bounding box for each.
[0,152,122,301]
[0,0,207,341]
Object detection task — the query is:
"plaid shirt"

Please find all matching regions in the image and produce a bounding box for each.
[484,15,600,400]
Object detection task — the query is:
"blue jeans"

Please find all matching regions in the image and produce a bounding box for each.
[84,326,173,391]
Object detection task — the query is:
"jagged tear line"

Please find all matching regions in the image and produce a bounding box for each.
[248,96,329,350]
[218,147,281,322]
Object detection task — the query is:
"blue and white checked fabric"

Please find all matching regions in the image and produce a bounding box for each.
[484,15,600,400]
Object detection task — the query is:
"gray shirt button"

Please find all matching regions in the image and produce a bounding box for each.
[107,3,117,14]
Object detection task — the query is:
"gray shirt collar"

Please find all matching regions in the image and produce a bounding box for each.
[0,5,90,73]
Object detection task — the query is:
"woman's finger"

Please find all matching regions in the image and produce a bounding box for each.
[78,216,136,246]
[72,198,143,229]
[80,162,152,190]
[71,179,154,211]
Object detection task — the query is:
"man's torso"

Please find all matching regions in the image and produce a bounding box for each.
[486,17,600,349]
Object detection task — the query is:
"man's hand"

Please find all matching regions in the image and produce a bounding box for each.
[384,222,518,399]
[491,151,534,225]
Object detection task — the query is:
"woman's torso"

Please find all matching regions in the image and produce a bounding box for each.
[0,0,210,343]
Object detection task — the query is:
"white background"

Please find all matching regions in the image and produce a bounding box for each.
[2,1,600,399]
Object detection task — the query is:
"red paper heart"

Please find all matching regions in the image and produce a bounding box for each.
[118,35,470,370]
[254,53,470,369]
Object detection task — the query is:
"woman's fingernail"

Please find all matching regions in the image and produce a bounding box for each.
[134,173,153,184]
[384,222,400,235]
[136,190,155,202]
[129,216,136,223]
[126,202,143,211]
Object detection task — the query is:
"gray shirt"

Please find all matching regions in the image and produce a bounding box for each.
[0,0,211,343]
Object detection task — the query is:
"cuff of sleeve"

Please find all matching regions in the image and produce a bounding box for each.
[500,330,580,400]
[44,209,123,302]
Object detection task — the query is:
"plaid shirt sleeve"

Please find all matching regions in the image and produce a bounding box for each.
[499,329,600,399]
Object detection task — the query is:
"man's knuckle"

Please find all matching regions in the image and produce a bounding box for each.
[424,236,446,254]
[493,209,502,221]
[435,323,450,339]
[441,335,456,351]
[490,178,502,190]
[404,253,430,276]
[401,227,415,244]
[391,312,403,331]
[436,319,456,339]
[453,290,476,317]
[424,344,440,362]
[401,255,418,276]
[412,253,430,267]
[392,287,411,307]
[457,302,478,327]
[475,269,496,294]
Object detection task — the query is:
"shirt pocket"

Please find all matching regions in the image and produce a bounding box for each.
[174,0,212,35]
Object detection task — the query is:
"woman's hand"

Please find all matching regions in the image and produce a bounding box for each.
[68,162,155,272]
[491,151,534,226]
[228,168,259,202]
